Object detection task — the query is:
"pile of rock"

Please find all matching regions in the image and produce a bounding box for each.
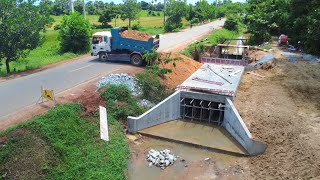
[96,73,141,96]
[147,149,177,169]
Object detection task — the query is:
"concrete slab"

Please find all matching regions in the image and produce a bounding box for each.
[139,120,247,155]
[178,63,244,97]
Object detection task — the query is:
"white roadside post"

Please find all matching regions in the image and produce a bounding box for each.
[99,106,109,141]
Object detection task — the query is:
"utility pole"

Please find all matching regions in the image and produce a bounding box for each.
[70,0,74,13]
[163,0,166,24]
[83,0,86,19]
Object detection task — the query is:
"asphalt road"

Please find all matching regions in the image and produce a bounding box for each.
[0,19,225,120]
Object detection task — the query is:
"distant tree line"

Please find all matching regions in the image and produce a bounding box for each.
[39,0,165,16]
[246,0,320,55]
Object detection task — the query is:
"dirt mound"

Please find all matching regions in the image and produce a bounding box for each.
[120,30,152,41]
[159,53,202,89]
[248,50,268,62]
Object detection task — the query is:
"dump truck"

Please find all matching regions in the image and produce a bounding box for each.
[91,27,160,66]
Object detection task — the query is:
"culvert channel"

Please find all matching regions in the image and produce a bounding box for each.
[180,97,225,125]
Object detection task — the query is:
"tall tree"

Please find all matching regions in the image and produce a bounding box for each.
[99,6,119,27]
[164,0,186,32]
[86,1,97,15]
[0,0,52,74]
[120,0,141,28]
[59,12,92,53]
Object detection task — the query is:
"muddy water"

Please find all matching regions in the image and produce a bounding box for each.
[128,137,243,180]
[139,120,246,155]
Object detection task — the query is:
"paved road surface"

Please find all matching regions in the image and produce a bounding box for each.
[0,19,225,120]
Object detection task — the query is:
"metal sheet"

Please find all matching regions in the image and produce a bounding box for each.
[178,63,244,97]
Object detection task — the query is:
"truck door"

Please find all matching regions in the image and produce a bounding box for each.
[103,36,111,52]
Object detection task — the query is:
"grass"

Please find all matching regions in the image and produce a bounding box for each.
[51,10,188,29]
[0,103,129,179]
[0,30,78,76]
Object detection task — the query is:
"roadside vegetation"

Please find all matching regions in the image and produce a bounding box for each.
[0,104,129,179]
[182,27,244,59]
[182,7,247,60]
[246,0,320,55]
[0,0,243,77]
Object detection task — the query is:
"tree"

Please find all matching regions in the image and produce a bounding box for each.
[99,6,119,27]
[141,1,149,10]
[58,12,92,53]
[86,1,97,15]
[0,0,52,74]
[51,0,69,15]
[185,4,196,21]
[224,16,239,31]
[120,0,141,28]
[94,1,105,14]
[164,0,186,32]
[195,0,215,22]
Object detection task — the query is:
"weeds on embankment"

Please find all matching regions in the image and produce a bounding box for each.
[0,104,129,179]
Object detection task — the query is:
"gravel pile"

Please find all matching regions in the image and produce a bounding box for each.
[138,99,154,108]
[147,149,177,169]
[97,73,141,96]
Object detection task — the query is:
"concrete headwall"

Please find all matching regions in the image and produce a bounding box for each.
[127,91,181,133]
[222,98,267,155]
[180,91,230,103]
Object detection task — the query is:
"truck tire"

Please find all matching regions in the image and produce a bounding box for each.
[99,53,108,61]
[130,54,143,66]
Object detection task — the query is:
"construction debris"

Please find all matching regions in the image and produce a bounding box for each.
[138,99,154,108]
[97,73,141,96]
[147,149,177,169]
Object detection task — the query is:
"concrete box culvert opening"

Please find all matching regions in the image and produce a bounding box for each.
[128,64,267,156]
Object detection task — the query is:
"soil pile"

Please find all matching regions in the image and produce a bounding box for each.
[160,53,202,89]
[120,30,152,41]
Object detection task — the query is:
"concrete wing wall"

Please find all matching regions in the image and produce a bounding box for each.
[127,91,181,133]
[222,98,267,155]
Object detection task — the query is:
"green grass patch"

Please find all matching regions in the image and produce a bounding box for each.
[0,30,79,76]
[0,103,129,179]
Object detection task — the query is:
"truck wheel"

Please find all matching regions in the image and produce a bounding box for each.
[99,53,108,61]
[130,54,143,66]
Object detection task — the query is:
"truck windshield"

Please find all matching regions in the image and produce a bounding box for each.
[92,36,102,44]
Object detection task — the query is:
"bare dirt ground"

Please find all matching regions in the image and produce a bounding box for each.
[234,49,320,179]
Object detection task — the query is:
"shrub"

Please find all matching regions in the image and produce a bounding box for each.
[100,84,144,121]
[224,16,239,31]
[58,12,92,53]
[190,18,199,25]
[135,71,168,103]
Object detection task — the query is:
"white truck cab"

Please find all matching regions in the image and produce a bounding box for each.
[92,31,112,57]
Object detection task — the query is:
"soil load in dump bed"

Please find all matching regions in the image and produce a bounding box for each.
[160,53,203,89]
[120,30,153,41]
